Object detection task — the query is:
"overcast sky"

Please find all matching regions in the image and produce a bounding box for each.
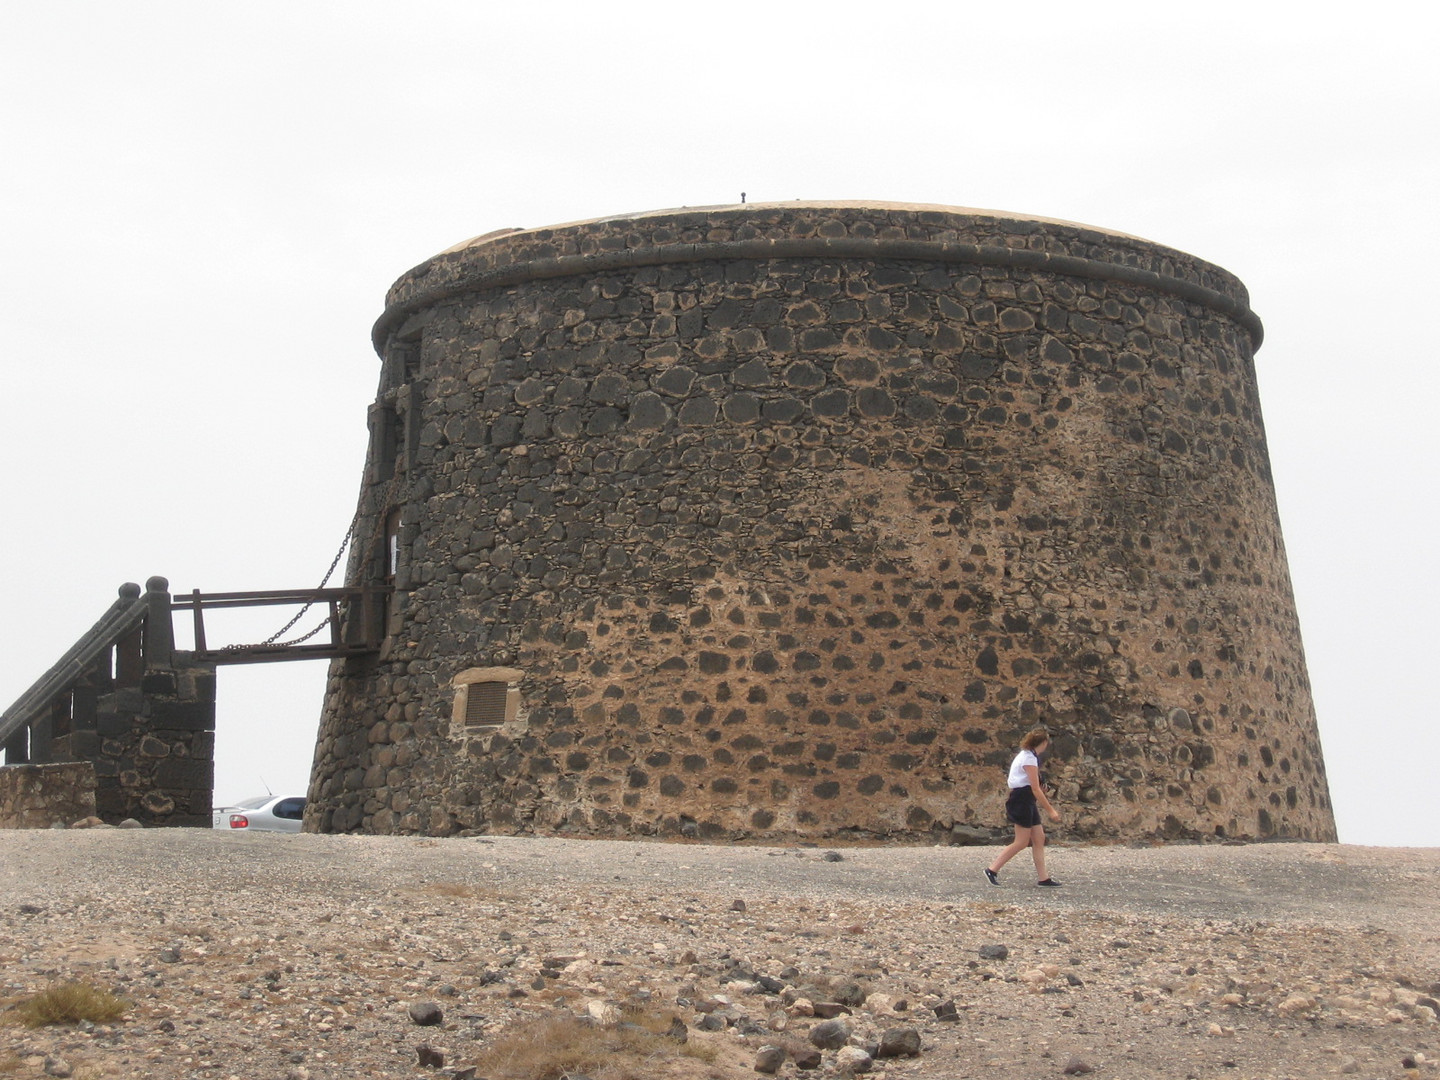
[2,2,1435,846]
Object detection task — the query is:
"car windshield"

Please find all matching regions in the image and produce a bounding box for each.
[235,795,274,810]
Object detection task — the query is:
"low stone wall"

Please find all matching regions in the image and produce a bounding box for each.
[0,762,97,829]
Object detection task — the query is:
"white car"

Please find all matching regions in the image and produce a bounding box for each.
[212,794,306,833]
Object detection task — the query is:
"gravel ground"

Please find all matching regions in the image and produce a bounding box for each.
[1,830,1437,1080]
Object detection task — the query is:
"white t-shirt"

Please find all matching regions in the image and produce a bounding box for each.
[1007,749,1039,789]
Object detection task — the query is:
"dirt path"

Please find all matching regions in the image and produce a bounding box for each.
[2,832,1437,1080]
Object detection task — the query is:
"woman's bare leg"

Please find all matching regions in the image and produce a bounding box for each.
[989,826,1034,873]
[1029,824,1048,880]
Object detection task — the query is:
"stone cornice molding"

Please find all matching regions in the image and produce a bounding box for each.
[374,232,1262,354]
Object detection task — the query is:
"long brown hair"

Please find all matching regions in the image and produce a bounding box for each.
[1020,728,1050,751]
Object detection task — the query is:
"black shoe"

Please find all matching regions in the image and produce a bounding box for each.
[984,868,1000,887]
[1036,878,1062,887]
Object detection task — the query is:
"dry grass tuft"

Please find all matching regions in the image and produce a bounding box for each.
[425,881,479,898]
[472,1007,716,1079]
[416,881,525,904]
[9,981,130,1027]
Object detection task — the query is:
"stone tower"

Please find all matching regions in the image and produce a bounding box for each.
[308,202,1334,844]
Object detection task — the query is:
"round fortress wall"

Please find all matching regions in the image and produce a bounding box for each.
[308,201,1335,844]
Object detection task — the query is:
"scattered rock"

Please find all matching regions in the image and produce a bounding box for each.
[933,1000,959,1022]
[836,1044,874,1072]
[979,944,1009,961]
[754,1045,786,1074]
[408,1001,444,1026]
[1062,1056,1093,1075]
[415,1043,444,1068]
[808,1017,852,1049]
[833,981,868,1006]
[876,1027,921,1058]
[791,1045,823,1070]
[822,851,844,862]
[1277,994,1315,1017]
[586,999,620,1026]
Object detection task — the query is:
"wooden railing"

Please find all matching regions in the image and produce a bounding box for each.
[0,577,171,762]
[2,579,389,764]
[172,586,389,665]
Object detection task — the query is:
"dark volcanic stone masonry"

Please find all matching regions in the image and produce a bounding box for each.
[308,202,1335,844]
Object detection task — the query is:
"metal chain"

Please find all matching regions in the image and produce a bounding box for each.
[251,509,361,647]
[261,613,335,648]
[223,471,404,652]
[220,508,361,652]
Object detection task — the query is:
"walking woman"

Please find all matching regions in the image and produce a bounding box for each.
[985,728,1062,887]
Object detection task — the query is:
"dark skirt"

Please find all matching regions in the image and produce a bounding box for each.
[1005,785,1042,828]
